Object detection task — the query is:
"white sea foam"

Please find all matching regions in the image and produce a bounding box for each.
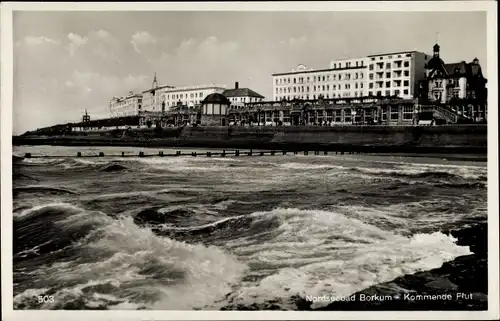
[218,207,472,309]
[34,215,247,310]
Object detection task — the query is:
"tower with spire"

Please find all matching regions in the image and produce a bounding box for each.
[152,72,159,89]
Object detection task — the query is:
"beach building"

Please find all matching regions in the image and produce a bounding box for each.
[109,91,143,118]
[423,43,487,122]
[272,50,430,102]
[222,82,265,106]
[200,93,231,126]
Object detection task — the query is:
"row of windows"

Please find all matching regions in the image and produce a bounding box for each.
[369,60,410,70]
[275,91,366,100]
[433,79,460,88]
[369,70,410,79]
[368,80,410,89]
[370,53,412,61]
[276,82,365,94]
[275,90,411,100]
[331,60,364,69]
[367,89,410,96]
[229,97,263,103]
[275,72,365,85]
[165,92,207,100]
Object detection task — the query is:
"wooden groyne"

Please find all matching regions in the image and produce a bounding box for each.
[21,149,359,159]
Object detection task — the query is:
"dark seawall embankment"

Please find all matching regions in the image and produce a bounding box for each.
[13,125,487,154]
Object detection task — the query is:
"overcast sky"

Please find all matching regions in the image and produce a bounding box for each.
[13,11,486,134]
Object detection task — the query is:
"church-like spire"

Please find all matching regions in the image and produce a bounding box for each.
[152,72,158,89]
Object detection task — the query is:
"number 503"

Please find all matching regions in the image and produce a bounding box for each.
[37,295,55,303]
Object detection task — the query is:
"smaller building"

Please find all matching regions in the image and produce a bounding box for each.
[200,93,231,126]
[109,91,143,118]
[222,82,265,107]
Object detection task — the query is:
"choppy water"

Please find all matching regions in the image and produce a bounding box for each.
[12,146,487,310]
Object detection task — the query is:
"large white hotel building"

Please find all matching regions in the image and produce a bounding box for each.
[272,51,430,101]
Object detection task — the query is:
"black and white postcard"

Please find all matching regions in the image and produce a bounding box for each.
[1,1,498,320]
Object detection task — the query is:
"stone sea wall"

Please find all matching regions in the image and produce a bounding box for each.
[13,125,487,154]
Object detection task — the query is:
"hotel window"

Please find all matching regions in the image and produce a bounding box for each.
[314,86,316,91]
[369,64,374,71]
[377,91,382,97]
[386,72,391,78]
[333,84,336,90]
[390,106,399,120]
[404,61,410,67]
[335,110,342,122]
[307,77,310,82]
[333,74,337,80]
[403,106,413,120]
[275,79,278,85]
[404,70,409,77]
[327,85,330,90]
[326,111,333,122]
[379,57,383,60]
[344,108,351,123]
[339,63,342,68]
[368,91,373,96]
[369,74,374,80]
[332,93,336,98]
[288,88,291,93]
[322,85,325,91]
[346,74,351,80]
[307,86,310,92]
[354,92,358,97]
[355,83,358,89]
[395,89,400,96]
[404,89,409,95]
[288,78,290,83]
[339,74,342,80]
[406,53,411,57]
[276,89,278,94]
[369,83,373,89]
[385,81,390,88]
[360,83,363,89]
[323,76,326,81]
[294,87,297,93]
[314,76,317,81]
[294,78,296,84]
[356,61,359,67]
[386,63,391,69]
[302,86,305,92]
[333,63,337,68]
[327,75,330,81]
[371,57,375,61]
[385,90,391,96]
[403,80,409,86]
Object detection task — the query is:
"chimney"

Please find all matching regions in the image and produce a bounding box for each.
[235,82,239,89]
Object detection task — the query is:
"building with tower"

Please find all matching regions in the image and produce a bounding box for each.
[423,42,487,122]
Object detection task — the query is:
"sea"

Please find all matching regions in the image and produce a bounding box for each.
[12,145,487,310]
